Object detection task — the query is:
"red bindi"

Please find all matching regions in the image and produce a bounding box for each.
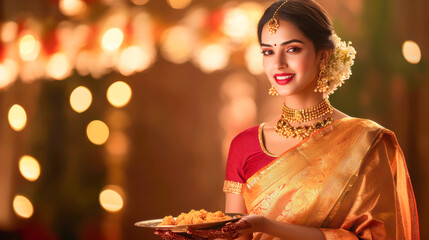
[274,44,277,46]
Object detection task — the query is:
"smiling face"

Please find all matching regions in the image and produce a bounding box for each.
[261,19,327,98]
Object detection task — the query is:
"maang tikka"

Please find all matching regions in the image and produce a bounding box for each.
[268,0,289,34]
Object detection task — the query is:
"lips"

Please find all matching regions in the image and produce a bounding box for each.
[274,73,295,85]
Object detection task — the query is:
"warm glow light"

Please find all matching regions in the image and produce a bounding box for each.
[86,120,109,145]
[59,0,88,17]
[106,131,129,156]
[402,40,421,64]
[19,155,41,181]
[167,0,192,9]
[0,64,7,88]
[102,28,124,51]
[0,59,18,89]
[13,195,34,218]
[107,81,132,108]
[99,185,124,212]
[70,86,92,113]
[245,43,264,75]
[197,44,229,73]
[131,0,149,5]
[19,34,41,61]
[8,104,27,131]
[1,21,18,42]
[118,46,149,76]
[160,26,193,64]
[222,8,252,40]
[46,52,72,80]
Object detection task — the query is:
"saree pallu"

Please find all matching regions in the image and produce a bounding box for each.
[243,118,419,239]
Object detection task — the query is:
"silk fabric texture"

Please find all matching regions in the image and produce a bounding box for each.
[240,118,419,239]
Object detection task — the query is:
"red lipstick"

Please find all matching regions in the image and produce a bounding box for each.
[274,73,295,85]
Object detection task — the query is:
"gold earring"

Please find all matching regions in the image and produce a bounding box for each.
[269,85,279,96]
[314,65,329,93]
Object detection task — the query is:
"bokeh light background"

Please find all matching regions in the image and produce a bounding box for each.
[0,0,427,239]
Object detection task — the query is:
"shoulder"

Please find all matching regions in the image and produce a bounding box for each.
[339,117,390,134]
[231,125,260,144]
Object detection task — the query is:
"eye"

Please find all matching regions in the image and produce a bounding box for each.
[287,47,301,53]
[261,49,273,56]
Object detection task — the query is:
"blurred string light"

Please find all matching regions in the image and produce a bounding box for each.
[167,0,192,9]
[45,52,73,80]
[402,40,421,64]
[13,195,34,218]
[118,46,150,76]
[70,86,92,113]
[8,104,27,131]
[131,0,149,5]
[86,120,110,145]
[0,59,18,88]
[19,34,41,61]
[59,0,88,17]
[99,185,124,212]
[106,131,129,156]
[222,8,252,43]
[195,44,230,73]
[101,28,124,51]
[160,26,193,64]
[107,81,132,108]
[19,155,41,182]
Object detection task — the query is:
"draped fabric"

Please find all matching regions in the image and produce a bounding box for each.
[241,118,419,240]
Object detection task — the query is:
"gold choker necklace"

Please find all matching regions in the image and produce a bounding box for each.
[282,99,333,123]
[275,117,334,140]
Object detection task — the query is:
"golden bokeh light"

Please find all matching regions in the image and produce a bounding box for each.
[106,131,129,156]
[59,0,88,17]
[13,195,34,218]
[197,44,229,73]
[160,26,193,64]
[101,28,124,51]
[46,52,72,80]
[99,185,124,212]
[118,46,149,76]
[0,64,7,88]
[1,21,18,42]
[167,0,192,9]
[19,155,41,182]
[70,86,92,113]
[86,120,110,145]
[0,59,18,89]
[8,104,27,131]
[222,8,252,41]
[131,0,149,5]
[402,40,421,64]
[245,43,264,75]
[19,34,41,61]
[107,81,132,108]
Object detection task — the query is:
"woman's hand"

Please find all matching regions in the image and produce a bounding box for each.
[154,230,206,240]
[188,215,265,239]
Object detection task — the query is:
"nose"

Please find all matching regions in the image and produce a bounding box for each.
[273,51,287,70]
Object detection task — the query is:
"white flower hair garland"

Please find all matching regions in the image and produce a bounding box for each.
[324,33,357,95]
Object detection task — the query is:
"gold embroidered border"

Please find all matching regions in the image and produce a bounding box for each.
[223,180,243,195]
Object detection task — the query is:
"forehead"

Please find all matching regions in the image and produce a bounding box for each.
[261,19,309,44]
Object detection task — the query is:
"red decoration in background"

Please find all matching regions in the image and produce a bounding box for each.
[206,9,225,32]
[42,31,59,55]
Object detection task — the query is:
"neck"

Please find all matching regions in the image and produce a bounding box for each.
[283,92,325,109]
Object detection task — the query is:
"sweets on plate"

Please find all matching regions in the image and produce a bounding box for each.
[158,209,232,226]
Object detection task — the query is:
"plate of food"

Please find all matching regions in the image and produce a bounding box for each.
[134,209,244,233]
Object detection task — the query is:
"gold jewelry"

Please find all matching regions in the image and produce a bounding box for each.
[269,85,279,96]
[275,117,334,140]
[282,98,333,123]
[268,1,288,34]
[314,64,329,93]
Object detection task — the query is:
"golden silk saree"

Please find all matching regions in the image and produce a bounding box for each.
[243,118,419,239]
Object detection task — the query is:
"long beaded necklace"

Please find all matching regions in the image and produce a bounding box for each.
[275,99,334,140]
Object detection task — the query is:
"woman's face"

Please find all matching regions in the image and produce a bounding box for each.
[261,20,323,97]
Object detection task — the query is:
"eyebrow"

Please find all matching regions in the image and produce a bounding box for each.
[260,39,304,47]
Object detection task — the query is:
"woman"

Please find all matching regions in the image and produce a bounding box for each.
[155,0,419,239]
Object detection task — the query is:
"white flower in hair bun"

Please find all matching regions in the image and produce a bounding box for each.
[324,33,357,95]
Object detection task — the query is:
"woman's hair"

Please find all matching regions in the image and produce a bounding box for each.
[257,0,335,52]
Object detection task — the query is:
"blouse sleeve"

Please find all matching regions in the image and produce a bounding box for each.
[320,132,419,239]
[223,134,246,195]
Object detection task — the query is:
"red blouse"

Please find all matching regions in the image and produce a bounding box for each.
[225,124,277,184]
